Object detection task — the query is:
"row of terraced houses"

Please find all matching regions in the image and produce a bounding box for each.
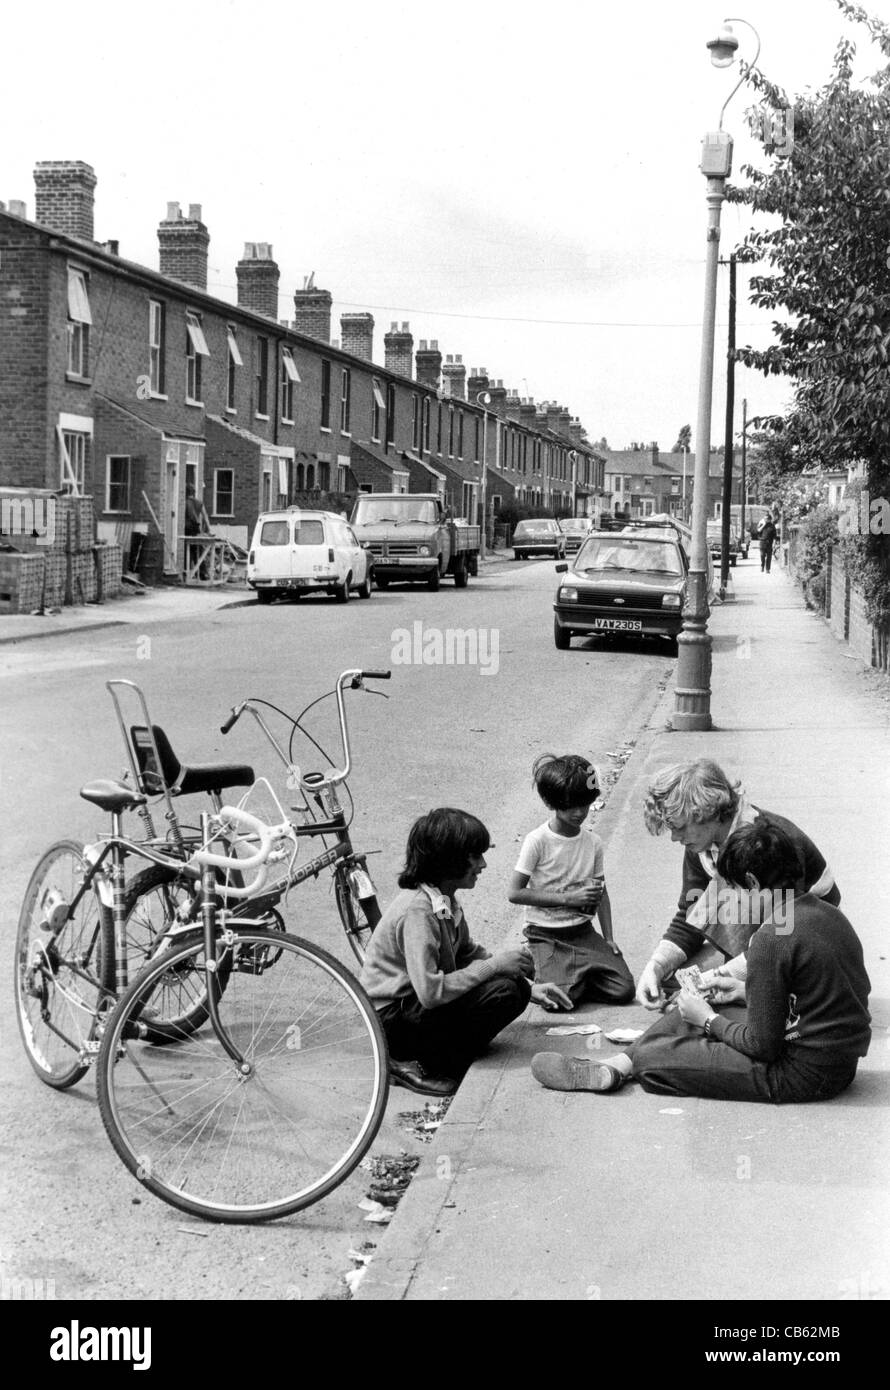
[0,161,615,582]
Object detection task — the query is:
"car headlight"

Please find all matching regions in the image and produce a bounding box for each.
[662,594,682,608]
[418,545,430,557]
[560,587,579,603]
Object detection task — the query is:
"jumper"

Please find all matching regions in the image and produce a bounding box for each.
[708,893,871,1063]
[514,820,605,929]
[662,806,838,963]
[359,884,497,1010]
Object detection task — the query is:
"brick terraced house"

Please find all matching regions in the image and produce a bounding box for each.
[0,162,606,585]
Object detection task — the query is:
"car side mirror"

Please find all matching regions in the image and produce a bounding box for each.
[555,562,568,573]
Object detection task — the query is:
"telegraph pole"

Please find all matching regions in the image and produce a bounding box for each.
[719,253,736,596]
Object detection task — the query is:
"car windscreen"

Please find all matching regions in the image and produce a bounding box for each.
[516,521,555,534]
[575,537,683,576]
[352,498,437,524]
[259,520,290,546]
[294,519,325,545]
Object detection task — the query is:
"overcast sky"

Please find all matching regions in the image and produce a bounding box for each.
[4,0,888,451]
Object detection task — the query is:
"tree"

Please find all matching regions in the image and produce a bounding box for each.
[673,424,692,454]
[730,0,890,624]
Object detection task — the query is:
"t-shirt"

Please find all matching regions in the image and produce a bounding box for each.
[515,820,604,929]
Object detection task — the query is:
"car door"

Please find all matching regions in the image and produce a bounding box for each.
[346,525,367,583]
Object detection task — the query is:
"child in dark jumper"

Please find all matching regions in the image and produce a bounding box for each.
[509,754,634,1008]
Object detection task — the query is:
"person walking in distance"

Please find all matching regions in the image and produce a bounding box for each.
[759,515,777,573]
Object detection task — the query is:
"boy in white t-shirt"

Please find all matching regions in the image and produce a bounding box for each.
[509,754,634,1007]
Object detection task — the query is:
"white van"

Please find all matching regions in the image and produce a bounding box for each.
[247,509,373,604]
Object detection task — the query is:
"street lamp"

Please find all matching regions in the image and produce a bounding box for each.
[672,17,761,732]
[476,390,491,559]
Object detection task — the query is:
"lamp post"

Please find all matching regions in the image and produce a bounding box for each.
[673,17,761,731]
[476,390,491,558]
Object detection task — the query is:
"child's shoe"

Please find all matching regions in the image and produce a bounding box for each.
[389,1058,457,1097]
[531,1052,624,1092]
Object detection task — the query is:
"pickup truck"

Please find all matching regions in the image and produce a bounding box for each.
[349,493,480,589]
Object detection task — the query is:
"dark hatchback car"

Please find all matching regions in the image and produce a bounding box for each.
[553,531,687,651]
[512,518,566,560]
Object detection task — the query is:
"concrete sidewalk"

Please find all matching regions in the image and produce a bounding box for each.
[0,552,515,646]
[358,560,890,1301]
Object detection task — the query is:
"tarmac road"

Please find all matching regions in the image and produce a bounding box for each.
[1,557,674,1300]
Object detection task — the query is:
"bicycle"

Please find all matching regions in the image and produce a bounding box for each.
[94,803,389,1223]
[111,670,388,973]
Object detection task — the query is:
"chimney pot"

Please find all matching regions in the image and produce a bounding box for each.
[431,339,438,349]
[188,203,202,222]
[401,321,409,331]
[166,201,181,220]
[8,199,27,218]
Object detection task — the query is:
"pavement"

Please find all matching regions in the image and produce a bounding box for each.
[0,552,514,646]
[356,558,890,1302]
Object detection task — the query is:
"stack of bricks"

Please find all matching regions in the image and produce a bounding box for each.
[0,552,45,614]
[0,491,117,610]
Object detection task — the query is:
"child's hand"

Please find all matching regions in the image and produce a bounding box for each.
[496,946,535,981]
[531,982,574,1011]
[606,941,623,956]
[563,879,604,912]
[677,988,716,1029]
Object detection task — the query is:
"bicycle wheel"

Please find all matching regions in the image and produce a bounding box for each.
[120,864,235,1044]
[14,841,113,1089]
[334,860,381,965]
[96,929,389,1223]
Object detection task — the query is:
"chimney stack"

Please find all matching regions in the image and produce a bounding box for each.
[416,339,443,390]
[157,201,209,291]
[569,419,584,448]
[467,368,490,403]
[236,242,280,320]
[384,321,414,378]
[293,278,332,343]
[558,407,573,438]
[487,379,508,417]
[519,399,538,431]
[340,312,375,361]
[33,161,97,241]
[504,389,522,422]
[441,353,466,400]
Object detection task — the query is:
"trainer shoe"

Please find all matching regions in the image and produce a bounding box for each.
[530,1053,624,1093]
[389,1058,458,1097]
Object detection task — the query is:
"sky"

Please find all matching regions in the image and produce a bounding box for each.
[4,0,890,452]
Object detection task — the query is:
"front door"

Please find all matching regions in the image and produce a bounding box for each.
[164,454,180,573]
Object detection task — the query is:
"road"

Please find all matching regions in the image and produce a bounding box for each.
[1,558,673,1300]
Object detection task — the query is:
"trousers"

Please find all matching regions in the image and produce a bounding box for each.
[376,975,531,1078]
[524,920,635,1006]
[630,1006,859,1104]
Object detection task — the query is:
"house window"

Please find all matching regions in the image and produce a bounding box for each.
[255,336,269,417]
[213,468,234,517]
[643,476,652,491]
[448,409,455,458]
[67,268,91,377]
[281,348,299,423]
[149,300,166,395]
[227,326,242,412]
[422,398,431,453]
[60,430,87,493]
[371,377,385,440]
[319,460,331,490]
[340,368,351,433]
[474,417,481,462]
[385,383,395,446]
[457,412,464,459]
[321,360,331,429]
[436,403,443,454]
[105,455,131,513]
[461,481,474,521]
[412,395,420,452]
[671,476,680,494]
[185,311,209,403]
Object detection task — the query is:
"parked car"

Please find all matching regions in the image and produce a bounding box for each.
[350,492,478,589]
[247,508,373,604]
[558,518,594,553]
[553,529,689,652]
[707,519,740,567]
[621,517,716,600]
[512,518,566,560]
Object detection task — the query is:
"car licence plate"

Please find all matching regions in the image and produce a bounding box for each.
[592,618,643,632]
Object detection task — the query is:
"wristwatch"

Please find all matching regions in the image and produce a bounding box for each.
[703,1015,716,1037]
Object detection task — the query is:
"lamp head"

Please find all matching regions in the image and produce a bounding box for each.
[707,23,739,68]
[476,391,492,406]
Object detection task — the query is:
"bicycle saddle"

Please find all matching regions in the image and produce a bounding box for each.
[131,725,254,797]
[80,780,148,813]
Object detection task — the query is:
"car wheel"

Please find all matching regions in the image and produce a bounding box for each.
[334,574,351,603]
[453,557,469,588]
[554,618,571,651]
[427,564,441,591]
[256,589,274,605]
[357,572,372,599]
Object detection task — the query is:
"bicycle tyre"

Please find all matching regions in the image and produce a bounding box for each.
[14,840,113,1089]
[334,864,380,965]
[96,928,389,1223]
[120,864,235,1043]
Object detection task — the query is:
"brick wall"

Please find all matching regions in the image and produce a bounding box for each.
[848,584,874,666]
[0,226,51,486]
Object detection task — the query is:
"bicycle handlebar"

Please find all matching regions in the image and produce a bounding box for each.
[191,806,276,872]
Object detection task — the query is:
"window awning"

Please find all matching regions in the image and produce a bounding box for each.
[372,378,386,411]
[227,330,243,366]
[281,347,300,383]
[186,312,210,356]
[67,268,92,324]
